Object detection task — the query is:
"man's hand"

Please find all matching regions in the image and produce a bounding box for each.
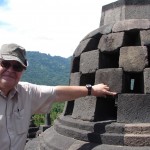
[92,83,117,97]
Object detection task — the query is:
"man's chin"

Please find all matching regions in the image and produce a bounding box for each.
[1,79,16,87]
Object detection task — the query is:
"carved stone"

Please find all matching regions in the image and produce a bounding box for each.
[25,0,150,149]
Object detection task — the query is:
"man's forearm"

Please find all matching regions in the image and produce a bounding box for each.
[54,84,117,102]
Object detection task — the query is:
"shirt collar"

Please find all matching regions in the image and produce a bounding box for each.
[0,86,18,99]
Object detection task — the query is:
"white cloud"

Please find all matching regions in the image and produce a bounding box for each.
[0,0,116,57]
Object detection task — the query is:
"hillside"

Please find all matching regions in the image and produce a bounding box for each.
[21,51,72,86]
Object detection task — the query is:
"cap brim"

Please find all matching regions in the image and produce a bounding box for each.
[1,55,27,68]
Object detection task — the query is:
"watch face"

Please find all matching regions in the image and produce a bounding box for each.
[86,84,92,88]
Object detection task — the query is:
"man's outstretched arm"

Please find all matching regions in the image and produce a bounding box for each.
[54,83,117,102]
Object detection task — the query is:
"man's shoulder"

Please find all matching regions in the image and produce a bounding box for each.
[18,81,33,86]
[17,82,36,90]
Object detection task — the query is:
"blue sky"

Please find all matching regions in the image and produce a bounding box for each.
[0,0,116,57]
[0,0,6,6]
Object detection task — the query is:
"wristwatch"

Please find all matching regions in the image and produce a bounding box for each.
[86,84,92,96]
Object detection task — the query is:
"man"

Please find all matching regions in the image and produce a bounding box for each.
[0,43,116,150]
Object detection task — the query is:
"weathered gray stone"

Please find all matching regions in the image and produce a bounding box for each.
[100,0,150,26]
[72,96,97,121]
[140,30,150,46]
[25,127,76,150]
[93,144,150,150]
[54,116,115,144]
[73,38,99,57]
[25,138,41,150]
[26,0,150,149]
[117,94,150,123]
[63,72,81,116]
[56,115,95,132]
[105,123,125,134]
[99,23,115,34]
[70,72,81,85]
[144,68,150,94]
[101,133,124,145]
[95,68,123,93]
[67,140,97,150]
[124,124,150,146]
[124,134,150,146]
[56,115,113,134]
[54,119,90,141]
[80,50,99,73]
[98,32,124,52]
[100,1,122,26]
[122,0,150,5]
[82,28,101,41]
[113,19,150,32]
[125,124,150,134]
[119,46,148,72]
[124,5,150,20]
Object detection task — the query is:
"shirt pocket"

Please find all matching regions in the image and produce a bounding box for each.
[13,109,29,134]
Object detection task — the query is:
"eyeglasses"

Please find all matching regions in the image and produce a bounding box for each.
[0,60,25,72]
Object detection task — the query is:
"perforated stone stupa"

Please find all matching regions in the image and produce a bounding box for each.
[25,0,150,149]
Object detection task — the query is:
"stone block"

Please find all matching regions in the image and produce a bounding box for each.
[112,19,150,32]
[124,134,150,146]
[25,127,76,150]
[80,50,99,74]
[73,38,99,57]
[124,5,150,20]
[98,32,124,53]
[100,2,122,26]
[100,0,150,26]
[140,30,150,46]
[95,68,123,93]
[119,46,148,72]
[39,125,50,132]
[54,119,90,142]
[105,123,125,134]
[144,68,150,94]
[42,127,76,150]
[122,0,150,5]
[124,124,150,146]
[70,72,81,85]
[82,28,101,41]
[124,123,150,134]
[72,96,97,121]
[99,23,115,35]
[101,133,124,145]
[117,94,150,123]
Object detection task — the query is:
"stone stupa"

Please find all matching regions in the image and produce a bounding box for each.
[25,0,150,149]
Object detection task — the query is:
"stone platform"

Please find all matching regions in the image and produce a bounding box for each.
[25,116,150,150]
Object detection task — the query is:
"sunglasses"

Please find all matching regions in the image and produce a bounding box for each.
[0,60,25,72]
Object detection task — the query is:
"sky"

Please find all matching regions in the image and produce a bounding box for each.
[0,0,116,58]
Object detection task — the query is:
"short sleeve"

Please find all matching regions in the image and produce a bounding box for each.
[18,82,56,114]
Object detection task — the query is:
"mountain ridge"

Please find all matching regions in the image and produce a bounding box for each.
[21,51,72,86]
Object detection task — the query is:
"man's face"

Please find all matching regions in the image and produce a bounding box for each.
[0,60,24,91]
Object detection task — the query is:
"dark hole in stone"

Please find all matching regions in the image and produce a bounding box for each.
[99,52,119,69]
[71,56,80,73]
[80,73,95,86]
[94,97,117,121]
[124,30,141,46]
[123,72,144,93]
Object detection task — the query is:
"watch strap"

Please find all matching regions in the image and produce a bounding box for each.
[86,84,92,96]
